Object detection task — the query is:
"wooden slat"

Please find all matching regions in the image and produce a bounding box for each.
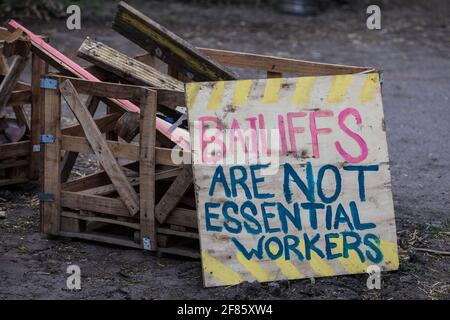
[14,81,31,91]
[62,162,138,196]
[61,112,119,137]
[157,227,199,239]
[139,90,157,250]
[155,146,188,166]
[199,47,374,76]
[155,165,193,224]
[61,211,140,230]
[60,95,101,183]
[60,80,140,216]
[61,135,188,166]
[13,105,31,132]
[0,140,29,158]
[0,177,28,187]
[164,208,198,229]
[113,1,237,81]
[78,38,184,92]
[29,53,47,180]
[59,231,141,249]
[12,104,30,131]
[0,55,29,114]
[80,177,139,196]
[61,170,115,192]
[115,112,140,143]
[61,135,140,160]
[56,76,149,103]
[0,53,8,74]
[7,89,31,105]
[61,192,197,228]
[0,159,28,169]
[76,167,183,197]
[40,81,61,235]
[157,89,185,111]
[61,191,130,217]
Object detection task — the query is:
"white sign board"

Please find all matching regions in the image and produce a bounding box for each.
[186,73,398,288]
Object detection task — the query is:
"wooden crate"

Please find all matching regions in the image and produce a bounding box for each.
[39,75,199,257]
[0,50,47,187]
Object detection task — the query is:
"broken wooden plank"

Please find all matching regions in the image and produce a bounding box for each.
[59,80,140,216]
[155,165,193,224]
[78,38,184,91]
[113,1,237,81]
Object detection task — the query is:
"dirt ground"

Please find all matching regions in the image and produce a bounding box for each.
[0,0,449,300]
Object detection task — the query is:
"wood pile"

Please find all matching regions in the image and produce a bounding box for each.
[1,1,373,258]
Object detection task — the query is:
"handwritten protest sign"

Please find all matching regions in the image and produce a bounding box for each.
[186,73,399,288]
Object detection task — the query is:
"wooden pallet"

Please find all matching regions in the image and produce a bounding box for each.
[39,75,199,257]
[0,27,48,187]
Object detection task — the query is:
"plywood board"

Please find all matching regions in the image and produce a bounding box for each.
[187,73,399,287]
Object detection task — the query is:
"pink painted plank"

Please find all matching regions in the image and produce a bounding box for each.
[8,20,190,151]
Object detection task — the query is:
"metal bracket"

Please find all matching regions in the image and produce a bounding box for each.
[142,238,151,250]
[40,134,55,144]
[37,193,55,202]
[40,78,58,90]
[32,144,41,152]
